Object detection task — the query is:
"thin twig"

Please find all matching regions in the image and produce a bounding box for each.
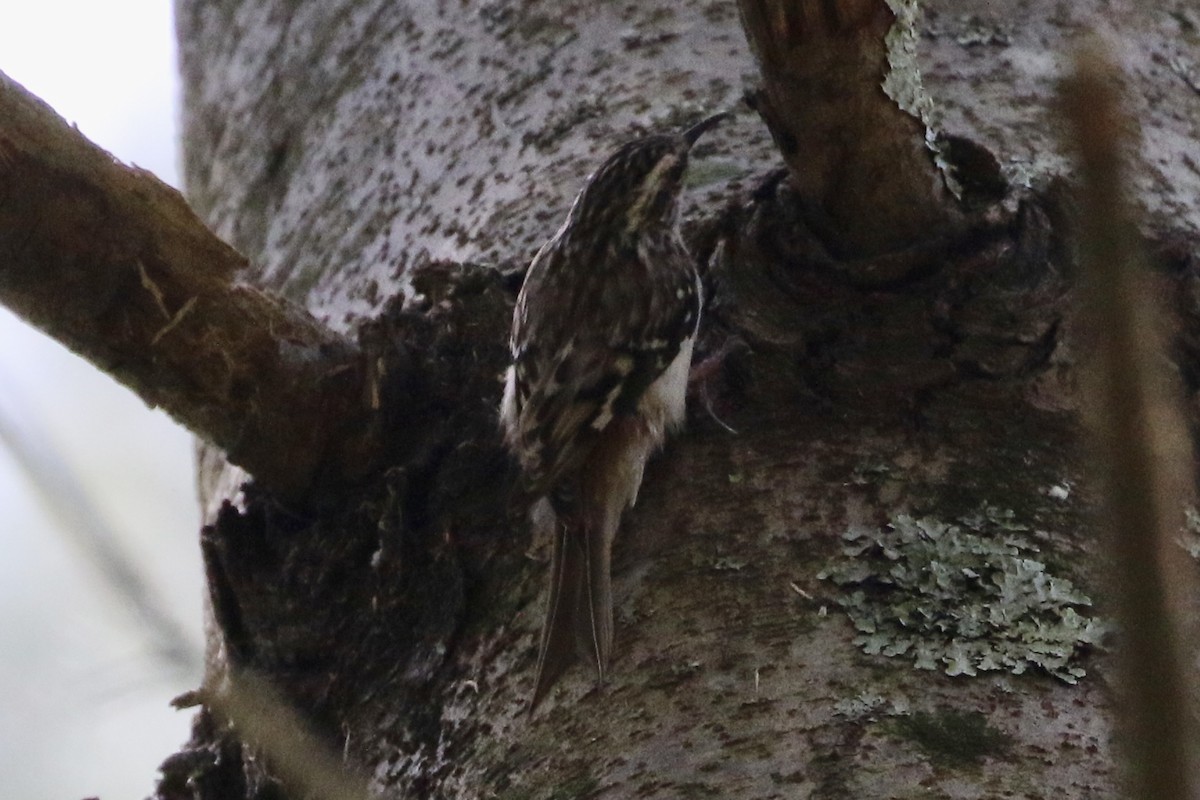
[0,375,369,800]
[0,373,203,675]
[211,670,370,800]
[1062,39,1198,799]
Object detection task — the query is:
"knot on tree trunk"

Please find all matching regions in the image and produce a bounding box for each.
[706,169,1073,410]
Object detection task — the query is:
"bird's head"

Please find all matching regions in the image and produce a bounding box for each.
[565,113,729,238]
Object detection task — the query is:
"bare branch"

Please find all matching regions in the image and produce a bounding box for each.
[737,0,954,258]
[0,71,380,500]
[1062,40,1199,798]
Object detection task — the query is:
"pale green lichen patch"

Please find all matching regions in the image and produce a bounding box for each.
[832,692,897,721]
[1176,505,1200,559]
[881,0,933,126]
[819,509,1106,683]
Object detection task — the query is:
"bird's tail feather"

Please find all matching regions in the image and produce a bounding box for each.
[579,504,614,682]
[530,509,578,711]
[529,502,617,712]
[529,419,650,712]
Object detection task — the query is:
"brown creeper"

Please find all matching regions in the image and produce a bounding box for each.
[500,113,727,708]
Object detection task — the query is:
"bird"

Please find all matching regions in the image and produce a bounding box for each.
[500,112,727,709]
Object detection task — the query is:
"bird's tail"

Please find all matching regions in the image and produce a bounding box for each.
[529,419,652,711]
[529,500,614,711]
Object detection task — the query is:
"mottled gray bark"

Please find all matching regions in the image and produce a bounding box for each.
[157,1,1200,798]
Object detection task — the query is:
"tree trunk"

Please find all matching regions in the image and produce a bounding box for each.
[150,0,1200,798]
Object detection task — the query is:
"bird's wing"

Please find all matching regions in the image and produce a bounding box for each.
[508,243,699,495]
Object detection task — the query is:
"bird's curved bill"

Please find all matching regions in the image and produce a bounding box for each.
[683,111,732,146]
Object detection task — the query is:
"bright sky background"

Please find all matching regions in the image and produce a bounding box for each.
[0,2,204,798]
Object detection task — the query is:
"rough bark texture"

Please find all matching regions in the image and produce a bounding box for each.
[157,0,1200,798]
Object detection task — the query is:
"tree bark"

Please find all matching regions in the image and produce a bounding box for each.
[37,0,1200,797]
